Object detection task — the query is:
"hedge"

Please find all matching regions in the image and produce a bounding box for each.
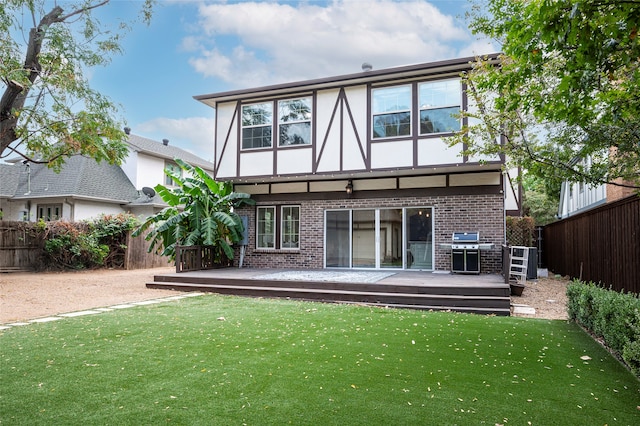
[566,280,640,377]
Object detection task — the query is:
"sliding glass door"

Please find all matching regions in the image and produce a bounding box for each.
[325,210,350,267]
[405,208,433,270]
[325,207,432,270]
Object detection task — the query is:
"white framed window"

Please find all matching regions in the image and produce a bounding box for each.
[278,98,312,146]
[372,85,412,139]
[164,161,182,186]
[281,205,300,249]
[257,206,276,249]
[256,205,301,250]
[242,102,273,149]
[418,79,461,134]
[37,204,62,221]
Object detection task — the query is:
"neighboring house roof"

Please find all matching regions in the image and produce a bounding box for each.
[0,163,21,198]
[9,156,139,203]
[126,134,214,171]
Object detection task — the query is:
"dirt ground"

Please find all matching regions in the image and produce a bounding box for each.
[0,267,181,324]
[510,275,570,320]
[0,268,569,324]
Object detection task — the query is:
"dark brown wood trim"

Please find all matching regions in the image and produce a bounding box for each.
[217,102,237,176]
[339,89,344,171]
[412,82,419,168]
[366,83,372,170]
[195,54,500,105]
[315,91,341,172]
[250,185,502,203]
[461,80,469,164]
[312,91,317,174]
[343,88,367,166]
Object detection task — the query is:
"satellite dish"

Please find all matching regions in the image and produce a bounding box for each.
[142,187,156,198]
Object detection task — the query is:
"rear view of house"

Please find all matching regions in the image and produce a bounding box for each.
[195,55,511,273]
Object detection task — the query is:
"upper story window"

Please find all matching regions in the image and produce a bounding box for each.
[372,85,412,139]
[164,161,182,186]
[278,98,312,146]
[419,79,461,134]
[242,102,273,149]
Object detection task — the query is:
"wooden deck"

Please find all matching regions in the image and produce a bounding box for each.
[147,268,511,316]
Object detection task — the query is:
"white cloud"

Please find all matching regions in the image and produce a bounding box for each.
[136,116,215,161]
[188,0,489,88]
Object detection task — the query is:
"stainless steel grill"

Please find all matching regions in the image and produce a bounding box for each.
[451,232,480,273]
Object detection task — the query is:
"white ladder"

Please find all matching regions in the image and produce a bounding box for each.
[508,246,530,285]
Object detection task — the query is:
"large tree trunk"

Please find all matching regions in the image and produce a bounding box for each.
[0,5,71,157]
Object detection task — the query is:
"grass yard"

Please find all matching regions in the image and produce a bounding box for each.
[1,294,639,425]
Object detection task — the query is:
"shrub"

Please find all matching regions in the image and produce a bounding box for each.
[41,220,108,270]
[89,213,139,268]
[36,214,138,270]
[567,280,640,377]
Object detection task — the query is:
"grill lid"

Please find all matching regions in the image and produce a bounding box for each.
[452,232,479,243]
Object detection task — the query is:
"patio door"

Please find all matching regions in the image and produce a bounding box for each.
[325,208,420,269]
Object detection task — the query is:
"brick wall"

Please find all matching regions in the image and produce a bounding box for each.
[234,192,504,273]
[606,179,636,203]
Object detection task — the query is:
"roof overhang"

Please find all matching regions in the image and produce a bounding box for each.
[194,54,501,109]
[222,162,503,185]
[9,194,132,204]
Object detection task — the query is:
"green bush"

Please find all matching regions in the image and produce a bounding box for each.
[42,221,108,269]
[37,214,138,270]
[567,280,640,377]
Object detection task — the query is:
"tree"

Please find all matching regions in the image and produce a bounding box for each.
[454,0,640,191]
[521,172,560,226]
[133,159,255,262]
[0,0,153,170]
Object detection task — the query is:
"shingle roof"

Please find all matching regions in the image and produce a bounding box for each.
[9,156,139,203]
[0,163,21,197]
[126,134,214,171]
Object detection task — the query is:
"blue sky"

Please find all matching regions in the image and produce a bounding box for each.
[87,0,497,160]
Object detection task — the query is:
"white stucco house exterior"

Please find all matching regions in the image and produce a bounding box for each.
[0,132,214,222]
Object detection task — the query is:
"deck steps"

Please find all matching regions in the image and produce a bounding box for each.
[147,272,511,316]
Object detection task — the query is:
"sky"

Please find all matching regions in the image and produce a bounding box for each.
[85,0,497,161]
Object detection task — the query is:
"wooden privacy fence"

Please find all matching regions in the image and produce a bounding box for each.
[543,195,639,294]
[0,222,170,271]
[123,230,171,270]
[0,222,42,272]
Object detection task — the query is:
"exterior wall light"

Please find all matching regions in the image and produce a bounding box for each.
[345,180,353,195]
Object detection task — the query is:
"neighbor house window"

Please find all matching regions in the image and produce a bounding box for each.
[242,102,273,149]
[278,98,312,146]
[164,162,182,186]
[419,79,461,134]
[37,204,62,221]
[257,206,276,249]
[372,85,411,139]
[256,205,301,250]
[281,205,300,249]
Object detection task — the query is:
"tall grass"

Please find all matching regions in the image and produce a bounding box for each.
[1,294,639,425]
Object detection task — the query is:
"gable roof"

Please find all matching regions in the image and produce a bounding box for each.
[126,134,214,171]
[0,163,21,198]
[9,156,139,203]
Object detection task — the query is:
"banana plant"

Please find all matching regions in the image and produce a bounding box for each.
[133,159,254,262]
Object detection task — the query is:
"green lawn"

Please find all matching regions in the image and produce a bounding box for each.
[1,294,638,425]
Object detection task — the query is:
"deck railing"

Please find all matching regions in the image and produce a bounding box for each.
[175,245,232,273]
